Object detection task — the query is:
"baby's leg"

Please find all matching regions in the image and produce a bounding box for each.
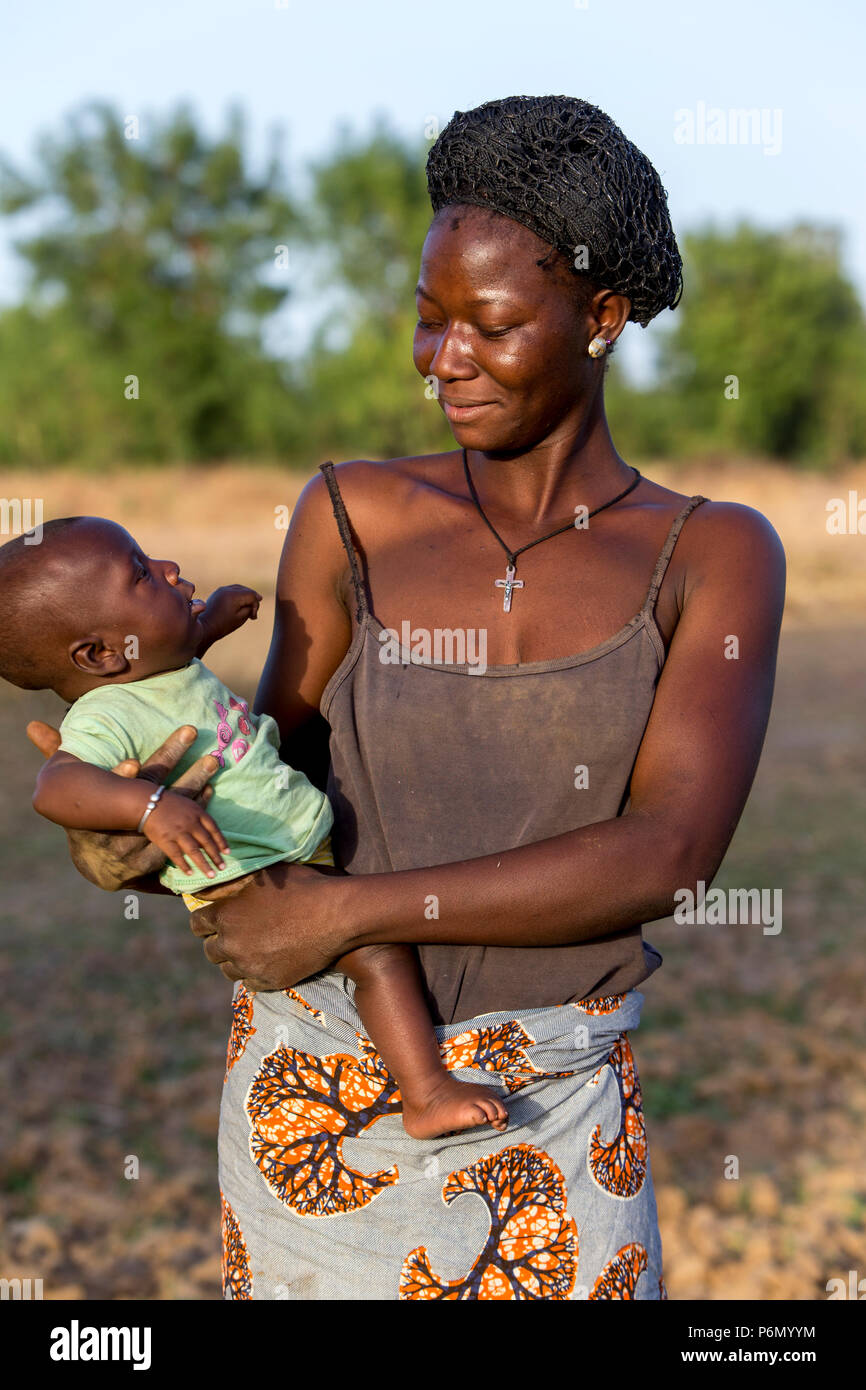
[335,943,508,1140]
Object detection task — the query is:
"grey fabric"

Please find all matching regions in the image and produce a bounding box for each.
[218,978,667,1300]
[319,462,708,1024]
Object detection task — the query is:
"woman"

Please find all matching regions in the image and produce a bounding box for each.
[31,95,785,1300]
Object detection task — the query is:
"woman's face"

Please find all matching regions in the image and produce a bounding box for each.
[413,204,617,454]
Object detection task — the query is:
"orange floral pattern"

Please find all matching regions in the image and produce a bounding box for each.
[573,994,626,1015]
[244,1016,584,1221]
[588,1241,648,1299]
[245,1036,402,1217]
[587,1035,647,1198]
[283,988,327,1027]
[399,1144,578,1300]
[223,990,665,1298]
[225,984,256,1081]
[440,1019,575,1094]
[220,1192,252,1300]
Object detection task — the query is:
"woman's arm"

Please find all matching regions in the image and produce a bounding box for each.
[190,497,786,989]
[253,466,356,780]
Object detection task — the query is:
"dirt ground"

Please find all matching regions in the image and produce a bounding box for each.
[0,459,864,1300]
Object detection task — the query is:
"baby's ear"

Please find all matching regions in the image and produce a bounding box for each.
[68,637,129,678]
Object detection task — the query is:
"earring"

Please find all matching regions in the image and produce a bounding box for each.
[587,335,611,358]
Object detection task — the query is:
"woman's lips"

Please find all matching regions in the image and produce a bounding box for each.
[441,400,494,422]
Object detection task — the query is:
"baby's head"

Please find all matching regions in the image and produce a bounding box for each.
[0,516,204,701]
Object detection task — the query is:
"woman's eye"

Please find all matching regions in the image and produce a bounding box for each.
[136,563,149,582]
[415,318,515,338]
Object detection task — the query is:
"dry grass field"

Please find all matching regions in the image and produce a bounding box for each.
[0,457,864,1300]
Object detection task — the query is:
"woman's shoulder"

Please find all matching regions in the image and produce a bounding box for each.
[637,473,785,565]
[296,452,458,531]
[318,451,455,492]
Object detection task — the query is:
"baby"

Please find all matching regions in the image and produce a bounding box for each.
[0,516,507,1139]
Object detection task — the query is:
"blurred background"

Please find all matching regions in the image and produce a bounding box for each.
[0,0,864,1300]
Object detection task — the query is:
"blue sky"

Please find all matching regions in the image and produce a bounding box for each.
[1,0,862,383]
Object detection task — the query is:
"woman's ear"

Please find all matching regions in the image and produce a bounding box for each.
[68,637,129,678]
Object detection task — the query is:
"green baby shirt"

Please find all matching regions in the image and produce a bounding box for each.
[58,658,333,895]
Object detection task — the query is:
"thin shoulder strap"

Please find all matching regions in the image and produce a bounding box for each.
[319,460,368,623]
[642,495,710,612]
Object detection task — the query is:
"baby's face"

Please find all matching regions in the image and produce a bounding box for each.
[69,520,204,680]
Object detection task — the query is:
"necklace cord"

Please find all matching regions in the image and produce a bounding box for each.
[461,447,641,568]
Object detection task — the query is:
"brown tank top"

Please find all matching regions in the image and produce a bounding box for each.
[319,461,709,1026]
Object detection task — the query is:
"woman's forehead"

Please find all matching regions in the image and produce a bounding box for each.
[430,202,547,251]
[420,210,557,295]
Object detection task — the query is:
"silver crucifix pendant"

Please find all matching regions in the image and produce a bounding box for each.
[494,563,524,613]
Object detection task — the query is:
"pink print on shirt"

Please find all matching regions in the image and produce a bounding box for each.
[230,696,252,735]
[210,697,252,767]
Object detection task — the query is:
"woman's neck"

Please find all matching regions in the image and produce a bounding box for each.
[465,400,634,529]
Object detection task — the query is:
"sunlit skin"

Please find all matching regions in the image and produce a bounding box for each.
[414,205,628,475]
[30,204,786,1138]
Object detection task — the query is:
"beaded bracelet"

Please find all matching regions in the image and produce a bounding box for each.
[137,784,166,834]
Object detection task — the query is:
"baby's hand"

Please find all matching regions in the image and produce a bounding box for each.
[144,789,230,879]
[196,585,262,653]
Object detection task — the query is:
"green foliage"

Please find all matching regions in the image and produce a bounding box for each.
[0,100,300,465]
[609,223,866,468]
[0,104,863,469]
[294,115,452,461]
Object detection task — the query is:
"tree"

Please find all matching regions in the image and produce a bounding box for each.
[296,114,452,460]
[2,103,863,470]
[0,100,301,464]
[654,222,866,467]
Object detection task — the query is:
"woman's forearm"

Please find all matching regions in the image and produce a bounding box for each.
[342,810,701,952]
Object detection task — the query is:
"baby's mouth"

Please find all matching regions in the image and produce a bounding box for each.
[189,598,206,616]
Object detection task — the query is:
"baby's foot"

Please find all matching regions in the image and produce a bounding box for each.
[401,1073,508,1140]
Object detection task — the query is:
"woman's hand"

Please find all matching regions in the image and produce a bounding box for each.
[186,858,354,991]
[26,721,219,892]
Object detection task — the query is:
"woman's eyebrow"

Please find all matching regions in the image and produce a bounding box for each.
[415,283,516,306]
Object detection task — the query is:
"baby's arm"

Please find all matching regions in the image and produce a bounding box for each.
[34,751,229,880]
[195,585,262,658]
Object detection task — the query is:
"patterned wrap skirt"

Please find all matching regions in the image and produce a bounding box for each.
[217,971,667,1301]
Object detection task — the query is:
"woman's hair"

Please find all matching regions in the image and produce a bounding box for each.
[426,95,683,329]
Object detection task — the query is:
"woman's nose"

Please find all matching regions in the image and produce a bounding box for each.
[426,325,472,380]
